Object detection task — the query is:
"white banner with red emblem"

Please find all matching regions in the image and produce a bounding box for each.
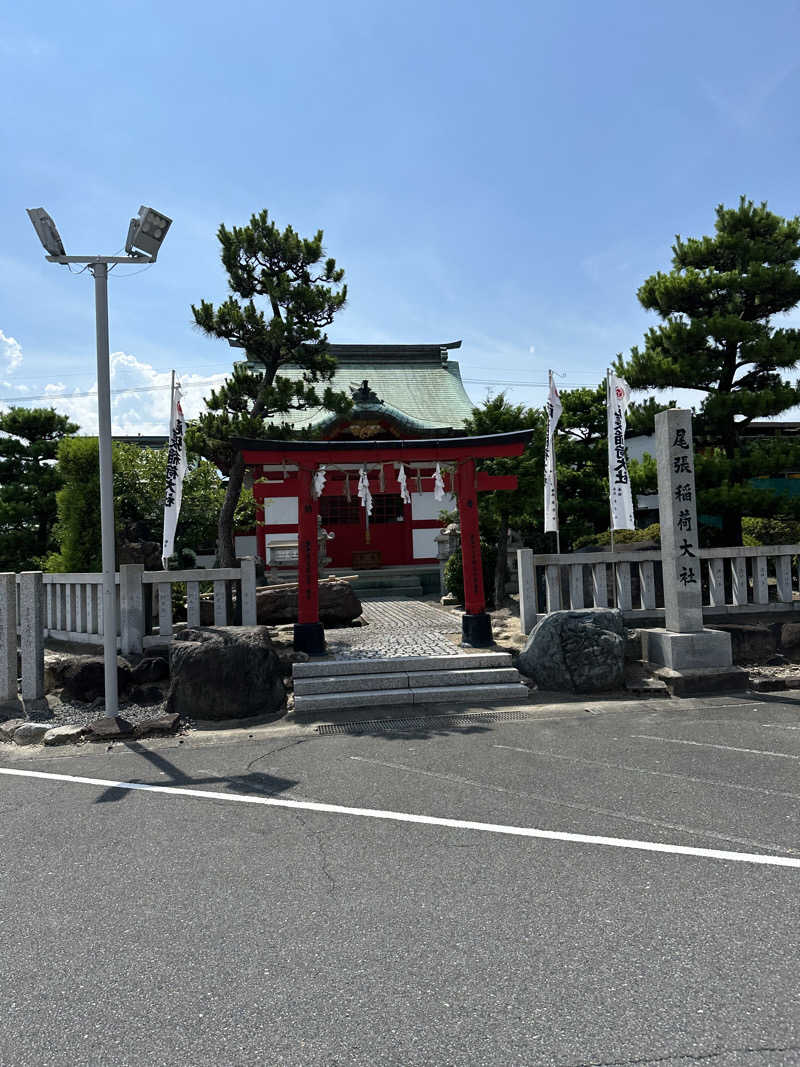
[607,371,634,530]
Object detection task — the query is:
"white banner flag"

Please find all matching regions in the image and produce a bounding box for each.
[607,372,635,531]
[162,380,188,567]
[543,372,562,533]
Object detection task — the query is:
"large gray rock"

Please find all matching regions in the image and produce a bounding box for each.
[0,718,26,741]
[167,626,285,722]
[13,722,51,746]
[44,724,87,746]
[518,608,626,692]
[44,651,79,692]
[254,579,362,626]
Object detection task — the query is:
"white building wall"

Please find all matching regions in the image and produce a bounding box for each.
[262,497,298,525]
[413,528,439,559]
[411,491,455,520]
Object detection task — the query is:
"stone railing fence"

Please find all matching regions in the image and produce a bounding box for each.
[5,561,258,707]
[517,545,800,634]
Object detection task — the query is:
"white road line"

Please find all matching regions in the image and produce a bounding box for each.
[492,744,800,801]
[347,755,799,855]
[632,735,800,760]
[1,766,798,870]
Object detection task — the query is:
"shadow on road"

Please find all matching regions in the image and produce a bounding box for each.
[93,741,299,805]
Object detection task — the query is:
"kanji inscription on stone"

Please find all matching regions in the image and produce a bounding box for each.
[655,409,703,633]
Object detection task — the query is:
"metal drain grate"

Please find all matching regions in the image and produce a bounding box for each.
[316,709,530,735]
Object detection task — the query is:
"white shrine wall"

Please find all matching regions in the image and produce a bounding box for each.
[411,491,455,520]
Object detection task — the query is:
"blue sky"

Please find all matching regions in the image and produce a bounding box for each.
[2,0,800,433]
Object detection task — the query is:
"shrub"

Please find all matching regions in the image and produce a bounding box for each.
[572,524,661,551]
[742,517,800,547]
[444,543,499,609]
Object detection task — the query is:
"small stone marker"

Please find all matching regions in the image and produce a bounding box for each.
[655,408,703,633]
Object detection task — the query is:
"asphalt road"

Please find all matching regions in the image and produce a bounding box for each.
[2,692,800,1066]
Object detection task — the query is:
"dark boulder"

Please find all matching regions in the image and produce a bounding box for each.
[255,578,362,626]
[134,712,180,738]
[129,655,169,685]
[128,684,165,705]
[61,657,132,704]
[87,716,135,740]
[167,625,285,722]
[709,623,777,665]
[518,608,625,692]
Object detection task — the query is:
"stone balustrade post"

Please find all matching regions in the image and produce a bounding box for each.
[19,571,44,704]
[240,558,257,626]
[119,564,145,656]
[517,548,536,634]
[0,573,20,711]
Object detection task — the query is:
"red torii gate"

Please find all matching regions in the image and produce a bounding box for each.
[235,429,534,654]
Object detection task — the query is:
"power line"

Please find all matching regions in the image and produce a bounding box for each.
[0,369,606,406]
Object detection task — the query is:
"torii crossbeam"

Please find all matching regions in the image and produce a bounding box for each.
[234,429,534,653]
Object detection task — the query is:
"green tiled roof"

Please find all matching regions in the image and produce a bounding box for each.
[239,345,475,432]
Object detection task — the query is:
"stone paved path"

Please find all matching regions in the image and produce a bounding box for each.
[326,598,462,660]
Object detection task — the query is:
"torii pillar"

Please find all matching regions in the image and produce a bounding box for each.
[456,458,493,647]
[294,466,325,655]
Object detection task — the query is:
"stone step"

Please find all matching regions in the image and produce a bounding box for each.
[356,585,423,599]
[294,667,520,696]
[349,574,422,587]
[293,652,513,679]
[293,683,528,717]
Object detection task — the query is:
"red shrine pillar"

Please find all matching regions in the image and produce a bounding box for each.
[294,466,325,655]
[455,458,493,647]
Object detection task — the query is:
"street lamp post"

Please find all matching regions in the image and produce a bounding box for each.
[27,206,172,717]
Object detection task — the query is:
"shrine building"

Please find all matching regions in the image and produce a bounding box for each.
[237,341,476,571]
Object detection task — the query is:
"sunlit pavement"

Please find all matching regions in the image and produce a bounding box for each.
[2,691,799,1066]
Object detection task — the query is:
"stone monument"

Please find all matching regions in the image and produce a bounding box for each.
[641,409,744,691]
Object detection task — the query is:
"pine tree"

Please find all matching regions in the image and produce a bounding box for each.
[190,210,351,565]
[615,197,800,544]
[0,407,77,570]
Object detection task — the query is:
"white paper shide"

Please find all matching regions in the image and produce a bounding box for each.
[607,371,634,530]
[162,381,188,567]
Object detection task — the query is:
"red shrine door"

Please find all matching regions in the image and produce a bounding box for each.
[320,491,410,567]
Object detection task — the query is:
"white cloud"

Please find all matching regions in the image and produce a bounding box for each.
[0,330,23,372]
[51,351,228,435]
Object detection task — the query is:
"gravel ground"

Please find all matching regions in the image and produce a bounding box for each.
[24,691,171,730]
[747,663,800,684]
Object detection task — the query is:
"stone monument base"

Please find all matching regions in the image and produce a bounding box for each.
[640,627,733,670]
[650,665,750,698]
[641,626,748,697]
